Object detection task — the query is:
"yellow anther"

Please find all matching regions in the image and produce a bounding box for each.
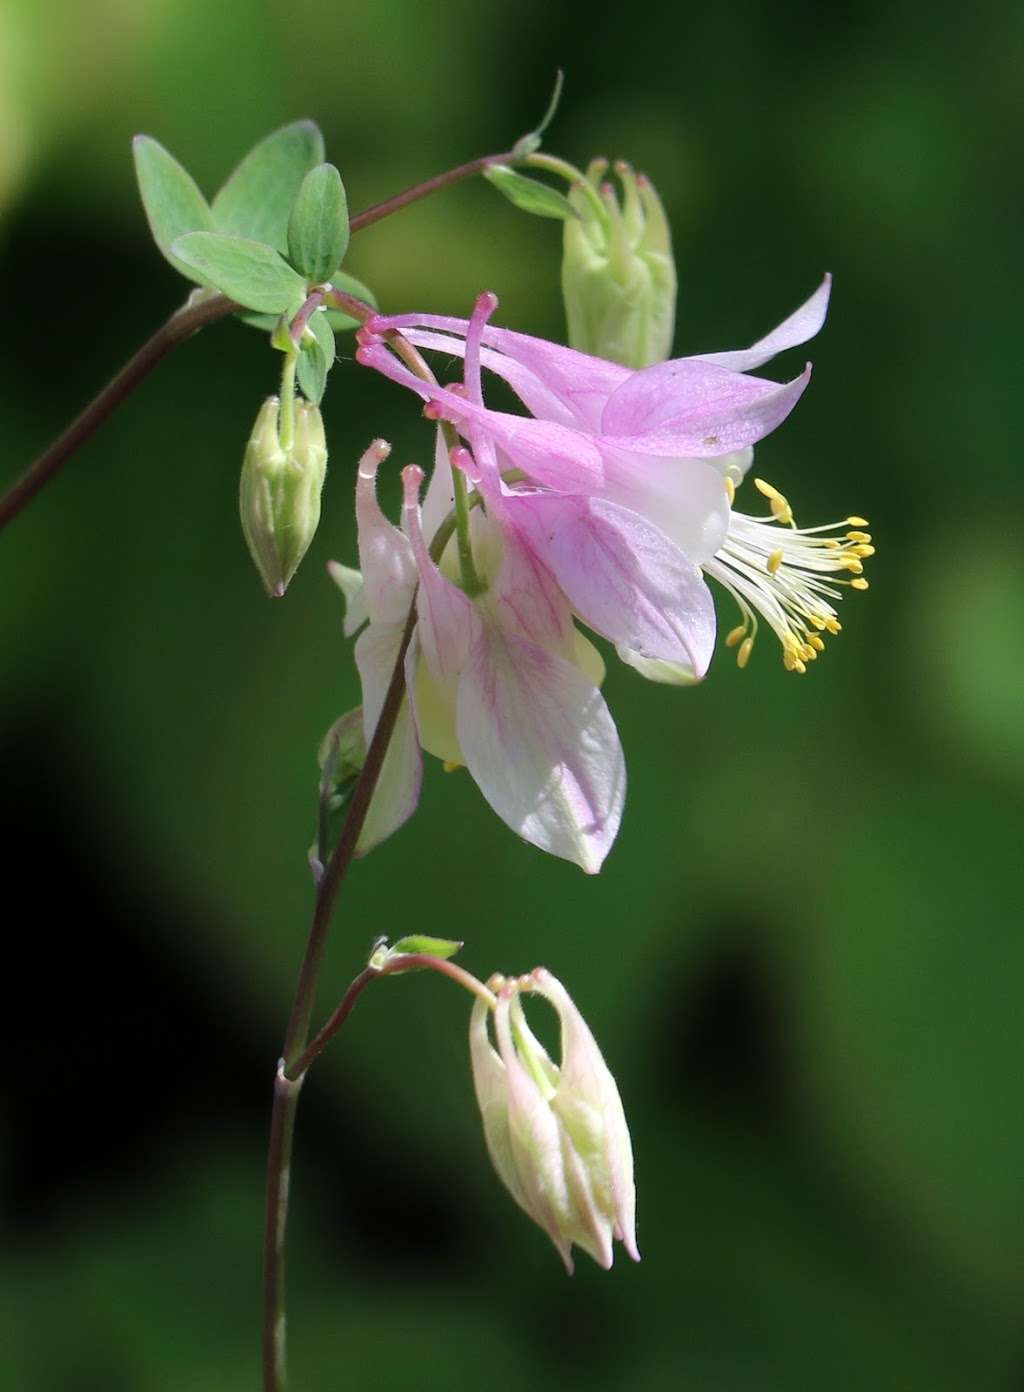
[809,614,827,630]
[801,643,817,660]
[840,557,864,573]
[725,624,746,648]
[824,538,842,549]
[793,659,807,674]
[724,476,736,505]
[767,549,784,574]
[825,617,842,634]
[852,544,875,557]
[847,515,869,527]
[850,577,870,590]
[754,477,781,499]
[847,531,872,543]
[808,634,826,652]
[442,760,462,773]
[769,497,793,525]
[736,637,754,668]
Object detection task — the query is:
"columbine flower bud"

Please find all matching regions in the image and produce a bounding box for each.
[562,159,677,369]
[469,967,639,1273]
[239,395,327,596]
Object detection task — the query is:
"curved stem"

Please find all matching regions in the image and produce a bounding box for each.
[289,955,496,1081]
[348,150,516,234]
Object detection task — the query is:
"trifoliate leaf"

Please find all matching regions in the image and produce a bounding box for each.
[288,163,349,283]
[296,312,336,406]
[170,232,307,314]
[483,164,578,221]
[132,135,216,280]
[212,120,324,253]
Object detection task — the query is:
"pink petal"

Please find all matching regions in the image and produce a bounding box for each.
[355,439,417,624]
[695,274,831,372]
[354,621,422,854]
[508,495,717,677]
[600,361,813,457]
[456,626,625,873]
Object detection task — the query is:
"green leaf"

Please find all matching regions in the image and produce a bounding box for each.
[483,164,578,221]
[296,312,335,405]
[212,119,324,253]
[171,232,307,314]
[287,163,349,283]
[132,135,216,279]
[323,270,377,331]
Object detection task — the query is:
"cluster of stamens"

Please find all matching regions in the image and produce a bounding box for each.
[706,477,874,673]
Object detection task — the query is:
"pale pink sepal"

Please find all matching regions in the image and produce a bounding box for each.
[353,621,422,855]
[600,359,813,458]
[507,494,717,677]
[695,274,832,373]
[468,996,535,1220]
[456,628,625,874]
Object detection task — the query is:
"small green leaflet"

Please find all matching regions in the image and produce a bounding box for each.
[133,135,215,278]
[171,232,307,314]
[370,935,464,973]
[288,164,350,283]
[483,164,578,221]
[212,120,324,253]
[296,312,336,405]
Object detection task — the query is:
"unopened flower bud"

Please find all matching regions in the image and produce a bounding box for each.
[469,967,639,1273]
[240,395,327,596]
[562,159,676,369]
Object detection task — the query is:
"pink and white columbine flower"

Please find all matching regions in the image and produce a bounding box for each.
[332,433,625,872]
[357,276,872,679]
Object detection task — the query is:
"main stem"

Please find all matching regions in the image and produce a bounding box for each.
[262,611,416,1392]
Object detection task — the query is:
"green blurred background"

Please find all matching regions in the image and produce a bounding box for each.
[3,1,1023,1388]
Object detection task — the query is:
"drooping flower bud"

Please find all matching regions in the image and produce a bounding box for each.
[561,159,676,369]
[239,395,327,596]
[469,967,639,1273]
